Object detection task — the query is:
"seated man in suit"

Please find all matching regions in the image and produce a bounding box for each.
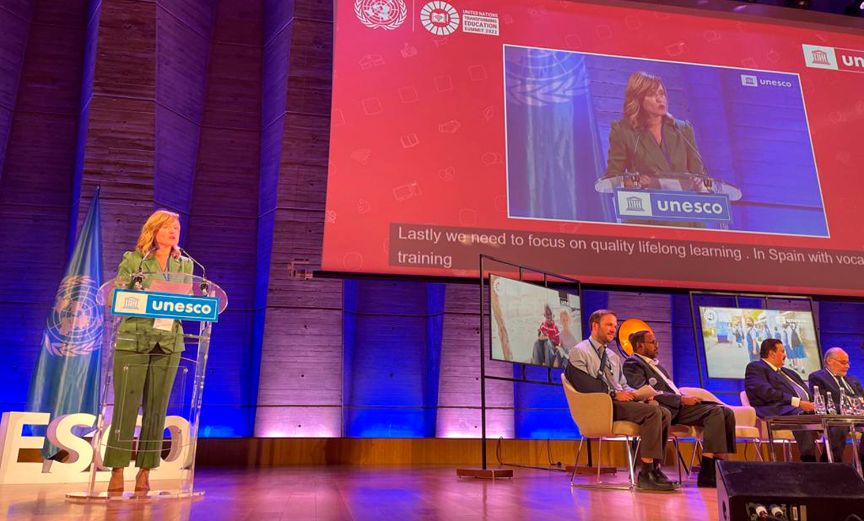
[623,330,736,487]
[566,309,676,492]
[809,347,864,463]
[744,338,817,461]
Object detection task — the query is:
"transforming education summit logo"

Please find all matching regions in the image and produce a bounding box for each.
[354,0,407,30]
[420,1,460,36]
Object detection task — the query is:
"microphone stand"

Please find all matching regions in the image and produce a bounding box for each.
[132,249,153,290]
[179,247,210,295]
[670,120,712,190]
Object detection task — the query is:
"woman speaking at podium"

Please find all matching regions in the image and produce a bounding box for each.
[104,209,192,495]
[604,71,706,189]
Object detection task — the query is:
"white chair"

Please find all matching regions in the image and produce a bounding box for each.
[679,387,763,462]
[561,373,641,489]
[669,423,701,480]
[739,390,797,461]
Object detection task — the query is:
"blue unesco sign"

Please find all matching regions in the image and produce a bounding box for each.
[614,189,731,223]
[111,289,219,322]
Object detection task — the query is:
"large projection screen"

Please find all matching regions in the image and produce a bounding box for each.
[323,0,864,296]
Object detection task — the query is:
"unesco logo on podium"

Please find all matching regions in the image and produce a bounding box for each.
[614,189,731,223]
[112,289,219,322]
[625,196,644,212]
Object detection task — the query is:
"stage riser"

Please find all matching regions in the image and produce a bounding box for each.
[17,438,811,467]
[191,438,789,467]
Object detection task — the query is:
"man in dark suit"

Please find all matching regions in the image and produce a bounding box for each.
[623,330,736,487]
[809,347,864,462]
[744,338,817,461]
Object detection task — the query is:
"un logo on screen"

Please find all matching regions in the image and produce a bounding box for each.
[506,49,584,107]
[354,0,407,30]
[43,275,103,357]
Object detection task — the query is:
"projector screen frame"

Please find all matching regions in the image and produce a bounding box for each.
[688,290,823,386]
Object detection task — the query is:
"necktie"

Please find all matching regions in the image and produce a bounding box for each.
[838,376,855,396]
[780,370,809,401]
[597,347,621,391]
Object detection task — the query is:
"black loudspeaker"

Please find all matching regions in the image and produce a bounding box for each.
[717,461,864,521]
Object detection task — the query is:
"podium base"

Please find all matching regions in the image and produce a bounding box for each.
[565,465,617,475]
[455,468,514,480]
[65,489,205,502]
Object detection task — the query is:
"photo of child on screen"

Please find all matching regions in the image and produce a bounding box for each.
[532,304,563,367]
[532,304,580,368]
[489,275,582,367]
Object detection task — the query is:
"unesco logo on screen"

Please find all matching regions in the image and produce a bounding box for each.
[740,75,758,87]
[740,74,793,89]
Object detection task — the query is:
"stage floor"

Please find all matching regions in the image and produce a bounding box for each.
[0,466,720,520]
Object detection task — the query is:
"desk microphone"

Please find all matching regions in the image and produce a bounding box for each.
[132,249,153,289]
[179,247,210,294]
[628,132,642,185]
[668,116,711,188]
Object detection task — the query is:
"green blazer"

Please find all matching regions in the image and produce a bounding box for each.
[114,250,194,354]
[604,116,706,179]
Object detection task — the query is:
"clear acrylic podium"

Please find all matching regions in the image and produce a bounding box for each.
[594,171,742,200]
[66,271,227,501]
[594,172,742,228]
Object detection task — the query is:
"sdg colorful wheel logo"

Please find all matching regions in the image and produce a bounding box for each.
[420,1,459,35]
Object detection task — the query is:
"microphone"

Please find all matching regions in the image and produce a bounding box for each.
[628,133,642,186]
[669,117,711,189]
[179,247,210,294]
[132,249,154,289]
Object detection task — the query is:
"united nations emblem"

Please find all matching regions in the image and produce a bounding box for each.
[420,1,459,36]
[43,275,103,357]
[355,0,407,30]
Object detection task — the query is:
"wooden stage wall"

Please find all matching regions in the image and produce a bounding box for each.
[193,437,776,467]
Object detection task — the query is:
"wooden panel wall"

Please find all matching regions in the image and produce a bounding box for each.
[79,0,158,262]
[186,0,262,435]
[0,0,86,410]
[0,0,31,179]
[253,0,345,437]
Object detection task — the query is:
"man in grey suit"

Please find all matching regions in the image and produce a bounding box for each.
[623,329,736,488]
[565,309,676,492]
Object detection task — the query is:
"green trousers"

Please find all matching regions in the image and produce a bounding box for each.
[103,347,181,469]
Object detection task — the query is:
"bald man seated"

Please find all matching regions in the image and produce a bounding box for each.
[809,347,864,463]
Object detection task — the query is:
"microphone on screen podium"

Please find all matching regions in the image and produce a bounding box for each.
[667,113,713,190]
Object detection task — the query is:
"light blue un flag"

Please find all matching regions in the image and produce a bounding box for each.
[26,190,103,459]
